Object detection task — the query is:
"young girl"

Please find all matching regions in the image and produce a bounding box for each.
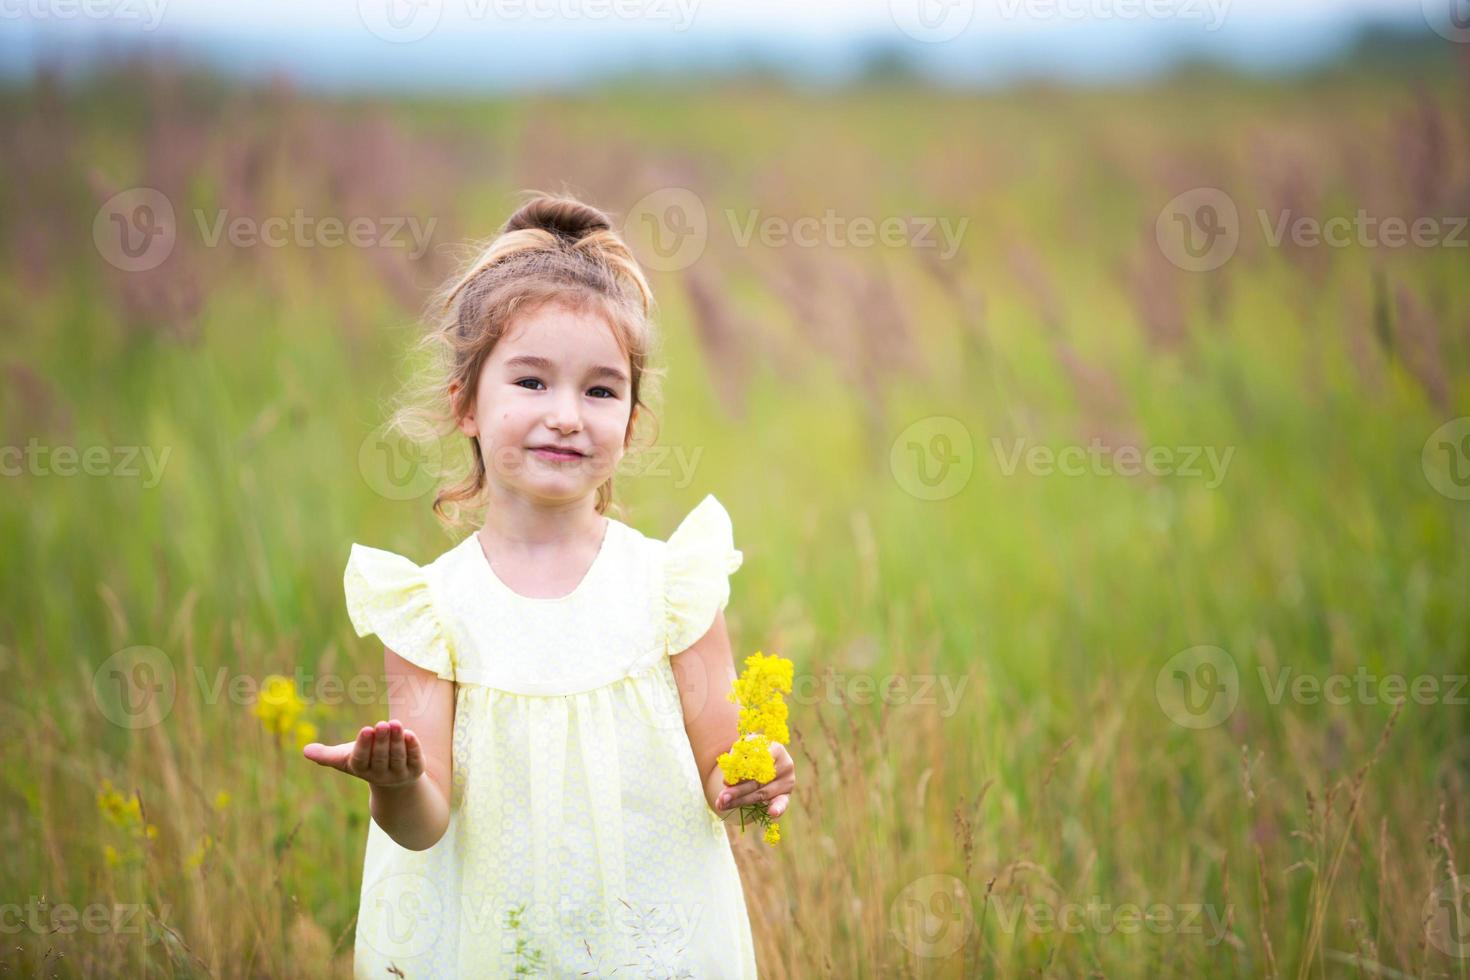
[303,194,794,978]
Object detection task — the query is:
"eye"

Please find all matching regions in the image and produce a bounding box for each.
[514,378,545,390]
[589,387,617,399]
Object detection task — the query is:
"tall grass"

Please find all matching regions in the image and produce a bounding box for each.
[1,53,1467,977]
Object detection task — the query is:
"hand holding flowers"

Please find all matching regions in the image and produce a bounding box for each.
[715,651,796,845]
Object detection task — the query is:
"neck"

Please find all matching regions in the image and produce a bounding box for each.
[477,489,605,552]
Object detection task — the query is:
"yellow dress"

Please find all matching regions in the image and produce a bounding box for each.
[342,494,759,979]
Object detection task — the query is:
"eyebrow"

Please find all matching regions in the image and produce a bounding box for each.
[503,354,628,385]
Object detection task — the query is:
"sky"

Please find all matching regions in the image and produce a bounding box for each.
[0,0,1443,92]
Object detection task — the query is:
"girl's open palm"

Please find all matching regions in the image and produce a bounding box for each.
[303,719,424,789]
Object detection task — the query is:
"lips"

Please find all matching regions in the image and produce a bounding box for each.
[529,445,585,458]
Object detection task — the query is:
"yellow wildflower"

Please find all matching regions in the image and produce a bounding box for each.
[254,674,322,749]
[293,720,318,750]
[253,674,306,736]
[717,651,794,847]
[727,651,793,711]
[738,699,789,746]
[185,834,214,871]
[97,778,142,827]
[718,732,775,785]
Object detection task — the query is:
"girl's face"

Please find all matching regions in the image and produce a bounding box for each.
[455,300,634,506]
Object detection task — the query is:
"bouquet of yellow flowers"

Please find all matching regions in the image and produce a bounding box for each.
[716,651,794,846]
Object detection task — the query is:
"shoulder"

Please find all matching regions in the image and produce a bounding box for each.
[616,494,740,556]
[639,495,744,657]
[345,534,475,599]
[607,495,742,581]
[342,535,471,681]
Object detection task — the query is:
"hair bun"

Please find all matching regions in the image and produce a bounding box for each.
[502,194,613,244]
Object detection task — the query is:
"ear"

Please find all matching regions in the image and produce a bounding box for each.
[449,381,478,437]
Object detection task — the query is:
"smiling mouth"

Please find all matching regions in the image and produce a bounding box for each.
[529,446,585,459]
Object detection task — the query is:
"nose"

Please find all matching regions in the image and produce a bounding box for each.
[545,391,582,434]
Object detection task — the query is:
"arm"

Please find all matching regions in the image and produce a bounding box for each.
[303,646,456,851]
[672,609,797,821]
[369,647,456,850]
[670,609,743,820]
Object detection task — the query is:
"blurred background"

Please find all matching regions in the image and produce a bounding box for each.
[3,0,1469,976]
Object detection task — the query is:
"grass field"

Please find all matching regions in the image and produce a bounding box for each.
[2,45,1469,978]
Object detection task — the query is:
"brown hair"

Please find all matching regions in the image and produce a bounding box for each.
[389,190,663,529]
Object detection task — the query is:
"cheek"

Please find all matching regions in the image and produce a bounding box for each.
[596,403,633,435]
[487,404,527,430]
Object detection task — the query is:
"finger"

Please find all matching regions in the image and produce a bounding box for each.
[349,727,374,774]
[729,774,795,811]
[768,793,790,818]
[374,721,395,774]
[717,780,758,811]
[770,742,795,775]
[303,740,353,770]
[388,720,407,773]
[725,780,779,810]
[403,729,423,777]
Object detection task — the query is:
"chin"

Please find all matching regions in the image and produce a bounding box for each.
[518,476,594,498]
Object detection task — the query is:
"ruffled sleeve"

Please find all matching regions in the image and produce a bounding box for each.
[344,544,457,682]
[664,494,744,657]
